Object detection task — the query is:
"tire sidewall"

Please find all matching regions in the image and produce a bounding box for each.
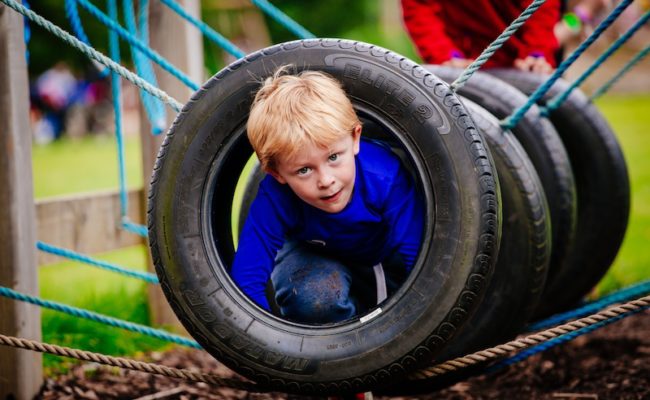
[488,68,630,316]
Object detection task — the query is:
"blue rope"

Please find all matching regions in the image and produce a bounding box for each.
[251,0,315,39]
[106,0,129,221]
[137,0,149,44]
[450,0,547,91]
[501,0,633,129]
[130,0,166,133]
[590,43,650,101]
[527,279,650,331]
[489,306,648,372]
[122,0,167,134]
[37,241,158,283]
[64,0,109,77]
[0,0,183,111]
[122,218,149,238]
[4,0,174,239]
[137,0,166,135]
[159,0,246,59]
[0,286,201,349]
[22,0,30,62]
[544,11,650,112]
[75,0,198,92]
[64,0,90,45]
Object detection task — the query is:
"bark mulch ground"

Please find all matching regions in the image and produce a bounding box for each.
[36,309,650,400]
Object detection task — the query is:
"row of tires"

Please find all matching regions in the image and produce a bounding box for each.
[147,39,629,396]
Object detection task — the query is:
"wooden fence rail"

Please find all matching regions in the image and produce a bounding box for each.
[35,189,145,266]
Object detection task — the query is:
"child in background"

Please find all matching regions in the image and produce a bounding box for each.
[231,67,424,324]
[401,0,561,74]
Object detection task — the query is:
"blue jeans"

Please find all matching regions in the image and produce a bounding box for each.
[270,242,406,324]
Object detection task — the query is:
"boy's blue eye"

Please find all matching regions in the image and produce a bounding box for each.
[328,153,339,162]
[297,167,310,175]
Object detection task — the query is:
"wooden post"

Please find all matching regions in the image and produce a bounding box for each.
[203,0,271,66]
[141,0,204,330]
[0,4,43,398]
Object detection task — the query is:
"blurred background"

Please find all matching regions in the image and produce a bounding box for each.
[25,0,650,146]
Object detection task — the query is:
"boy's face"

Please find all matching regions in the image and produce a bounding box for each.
[268,125,361,213]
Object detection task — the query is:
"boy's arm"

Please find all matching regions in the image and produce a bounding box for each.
[382,166,425,270]
[231,187,288,311]
[516,0,561,69]
[401,0,467,65]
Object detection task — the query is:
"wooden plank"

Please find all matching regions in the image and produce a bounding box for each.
[35,189,145,265]
[0,4,43,398]
[143,0,204,330]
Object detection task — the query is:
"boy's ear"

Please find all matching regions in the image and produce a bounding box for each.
[352,124,362,155]
[266,167,287,184]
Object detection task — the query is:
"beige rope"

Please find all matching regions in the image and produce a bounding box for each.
[0,333,261,392]
[2,296,648,389]
[409,294,650,380]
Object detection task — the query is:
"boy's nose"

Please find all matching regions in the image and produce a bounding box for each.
[317,173,335,189]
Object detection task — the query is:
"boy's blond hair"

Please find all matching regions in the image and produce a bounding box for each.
[247,66,361,171]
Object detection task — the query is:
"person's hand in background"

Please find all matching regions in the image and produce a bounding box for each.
[514,55,554,74]
[554,0,613,46]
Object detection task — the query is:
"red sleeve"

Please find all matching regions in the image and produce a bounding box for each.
[400,0,464,64]
[517,0,561,66]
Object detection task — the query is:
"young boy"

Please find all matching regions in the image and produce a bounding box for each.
[231,67,424,324]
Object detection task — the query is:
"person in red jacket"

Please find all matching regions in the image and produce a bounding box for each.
[401,0,561,74]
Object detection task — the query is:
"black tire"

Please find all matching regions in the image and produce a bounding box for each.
[147,39,500,394]
[426,66,576,292]
[440,98,551,352]
[382,99,552,395]
[489,69,630,317]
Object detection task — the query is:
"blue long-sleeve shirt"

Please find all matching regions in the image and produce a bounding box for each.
[231,139,425,310]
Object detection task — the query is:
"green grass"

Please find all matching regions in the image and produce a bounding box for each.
[31,134,173,374]
[38,245,174,374]
[593,94,650,296]
[32,134,143,199]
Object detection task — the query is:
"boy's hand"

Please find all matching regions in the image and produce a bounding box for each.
[514,55,554,75]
